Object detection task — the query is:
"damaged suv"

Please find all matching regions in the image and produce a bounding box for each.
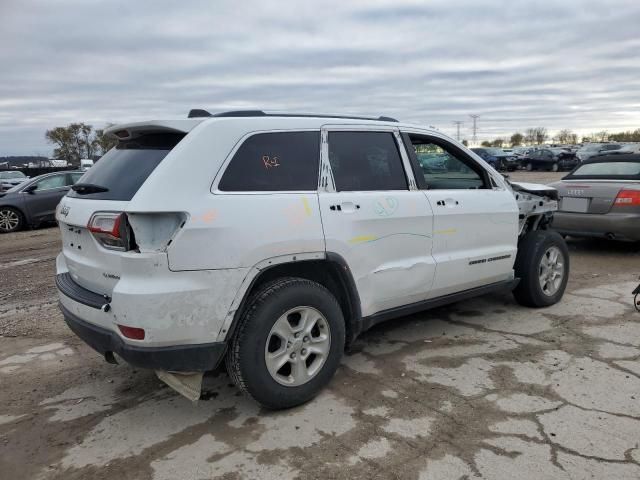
[55,110,568,408]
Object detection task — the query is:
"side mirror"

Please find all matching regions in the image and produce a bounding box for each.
[23,184,37,194]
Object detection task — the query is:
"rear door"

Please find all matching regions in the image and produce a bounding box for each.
[318,127,436,317]
[24,173,70,222]
[402,131,519,298]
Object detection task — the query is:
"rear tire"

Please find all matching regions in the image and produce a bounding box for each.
[226,277,345,409]
[525,162,533,171]
[513,230,569,307]
[0,207,24,233]
[550,162,559,172]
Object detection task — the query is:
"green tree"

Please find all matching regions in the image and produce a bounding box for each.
[510,132,523,146]
[491,138,504,147]
[481,140,492,147]
[45,123,116,165]
[462,139,469,146]
[94,126,117,155]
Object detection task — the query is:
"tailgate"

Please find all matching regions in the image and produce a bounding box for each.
[57,197,130,294]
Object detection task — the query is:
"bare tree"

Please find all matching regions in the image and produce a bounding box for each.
[510,132,524,146]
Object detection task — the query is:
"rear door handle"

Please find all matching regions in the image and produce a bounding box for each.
[329,202,360,212]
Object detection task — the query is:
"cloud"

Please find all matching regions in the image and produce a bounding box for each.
[1,0,639,154]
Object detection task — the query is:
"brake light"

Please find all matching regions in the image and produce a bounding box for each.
[117,324,145,340]
[88,212,129,251]
[614,189,640,207]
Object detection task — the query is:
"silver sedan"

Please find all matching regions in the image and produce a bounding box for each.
[550,154,640,242]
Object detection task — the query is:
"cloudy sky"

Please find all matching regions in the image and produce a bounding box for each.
[1,0,639,155]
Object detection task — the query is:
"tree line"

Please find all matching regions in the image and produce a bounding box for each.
[478,127,640,148]
[45,123,117,165]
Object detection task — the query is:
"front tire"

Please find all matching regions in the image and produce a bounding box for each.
[550,162,559,172]
[513,230,569,307]
[226,277,345,409]
[0,207,24,233]
[525,162,533,171]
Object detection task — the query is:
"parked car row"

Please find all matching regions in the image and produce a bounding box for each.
[471,143,640,172]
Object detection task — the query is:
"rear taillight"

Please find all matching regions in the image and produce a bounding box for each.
[614,189,640,207]
[88,212,130,251]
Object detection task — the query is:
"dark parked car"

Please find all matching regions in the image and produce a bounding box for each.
[521,148,578,171]
[0,171,83,233]
[471,148,518,171]
[550,154,640,242]
[0,170,28,192]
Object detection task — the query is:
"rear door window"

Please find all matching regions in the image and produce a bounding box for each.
[328,131,407,191]
[67,132,185,200]
[35,174,67,190]
[219,131,320,191]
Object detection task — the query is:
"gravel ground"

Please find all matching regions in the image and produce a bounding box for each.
[1,171,639,479]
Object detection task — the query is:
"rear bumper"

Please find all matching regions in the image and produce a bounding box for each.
[552,211,640,241]
[60,302,227,372]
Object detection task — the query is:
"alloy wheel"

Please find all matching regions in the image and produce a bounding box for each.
[0,209,19,232]
[538,246,564,296]
[264,306,331,386]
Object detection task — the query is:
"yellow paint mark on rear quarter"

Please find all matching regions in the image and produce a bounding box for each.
[435,228,457,235]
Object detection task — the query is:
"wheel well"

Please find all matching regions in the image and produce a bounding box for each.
[235,258,361,348]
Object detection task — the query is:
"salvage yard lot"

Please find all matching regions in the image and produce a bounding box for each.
[1,172,639,479]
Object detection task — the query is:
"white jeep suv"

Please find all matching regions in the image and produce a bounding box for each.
[55,110,568,409]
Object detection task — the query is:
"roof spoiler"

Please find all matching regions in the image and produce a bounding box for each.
[187,109,399,122]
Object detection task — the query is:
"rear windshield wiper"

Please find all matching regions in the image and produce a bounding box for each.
[71,183,109,194]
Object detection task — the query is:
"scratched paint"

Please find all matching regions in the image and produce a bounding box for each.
[349,232,432,245]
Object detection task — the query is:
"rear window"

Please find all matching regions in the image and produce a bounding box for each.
[566,161,640,179]
[67,132,185,201]
[219,131,320,191]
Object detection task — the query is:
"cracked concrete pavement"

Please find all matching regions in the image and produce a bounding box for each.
[1,172,640,479]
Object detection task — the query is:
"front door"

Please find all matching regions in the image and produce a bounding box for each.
[318,127,436,317]
[401,131,519,298]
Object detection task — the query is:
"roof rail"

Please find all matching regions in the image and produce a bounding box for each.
[187,109,398,122]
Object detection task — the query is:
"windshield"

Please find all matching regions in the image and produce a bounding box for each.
[67,132,185,201]
[0,171,26,179]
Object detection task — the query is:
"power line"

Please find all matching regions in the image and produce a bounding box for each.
[452,121,463,141]
[469,114,480,144]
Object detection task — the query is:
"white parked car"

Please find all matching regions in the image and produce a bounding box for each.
[55,110,568,408]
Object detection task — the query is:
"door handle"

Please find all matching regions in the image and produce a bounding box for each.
[436,198,460,207]
[329,202,360,212]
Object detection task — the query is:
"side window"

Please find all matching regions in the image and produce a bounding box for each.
[219,131,320,191]
[68,172,84,185]
[402,134,487,190]
[35,174,67,190]
[328,131,407,191]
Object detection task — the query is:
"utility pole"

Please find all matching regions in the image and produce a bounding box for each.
[469,114,480,145]
[452,121,463,142]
